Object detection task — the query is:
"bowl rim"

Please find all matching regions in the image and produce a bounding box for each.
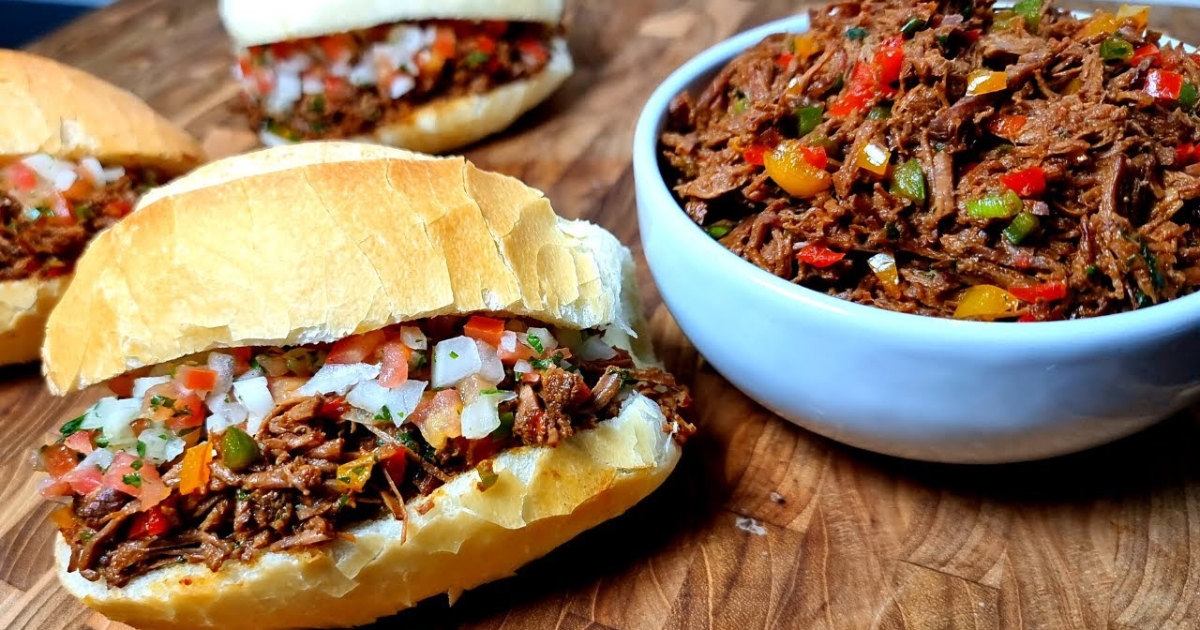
[633,11,1200,348]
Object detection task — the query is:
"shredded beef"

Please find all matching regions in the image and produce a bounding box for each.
[660,0,1200,320]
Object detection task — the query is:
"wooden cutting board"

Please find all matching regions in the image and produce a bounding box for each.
[4,1,1200,629]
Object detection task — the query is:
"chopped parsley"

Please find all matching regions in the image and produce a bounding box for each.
[374,406,393,423]
[237,489,251,501]
[526,334,545,354]
[480,388,502,395]
[131,459,143,470]
[122,473,142,488]
[136,441,147,458]
[149,395,176,410]
[845,26,869,41]
[449,351,459,359]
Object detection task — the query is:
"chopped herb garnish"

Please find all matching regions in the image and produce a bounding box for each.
[236,489,251,501]
[374,406,393,423]
[59,415,86,438]
[136,441,147,458]
[337,494,351,510]
[1085,264,1098,276]
[95,436,110,448]
[449,351,459,359]
[900,17,927,38]
[131,459,143,470]
[337,476,352,484]
[480,388,502,395]
[465,51,490,67]
[310,94,326,114]
[706,224,732,239]
[149,395,176,410]
[845,27,869,41]
[526,334,544,354]
[885,222,902,240]
[122,473,142,488]
[79,530,95,543]
[491,411,516,440]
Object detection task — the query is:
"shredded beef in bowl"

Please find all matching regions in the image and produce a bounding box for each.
[659,0,1200,321]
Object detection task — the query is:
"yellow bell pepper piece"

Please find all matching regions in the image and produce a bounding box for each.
[965,70,1007,96]
[868,253,900,286]
[954,285,1022,319]
[1081,12,1120,38]
[1063,77,1083,95]
[856,141,891,175]
[793,33,820,60]
[765,140,832,197]
[1117,5,1149,30]
[335,455,376,492]
[179,444,212,496]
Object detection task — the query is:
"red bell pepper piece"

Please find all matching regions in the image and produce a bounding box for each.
[1145,69,1184,100]
[797,244,845,268]
[776,52,794,67]
[463,315,506,347]
[874,35,905,86]
[1000,166,1047,198]
[1009,281,1068,303]
[1178,143,1198,165]
[1132,44,1161,66]
[987,114,1028,138]
[800,145,827,169]
[320,395,349,418]
[128,506,171,538]
[830,63,877,117]
[743,144,768,166]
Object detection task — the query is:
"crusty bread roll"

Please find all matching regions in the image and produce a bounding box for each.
[0,49,204,367]
[41,143,682,629]
[44,141,648,394]
[220,0,564,47]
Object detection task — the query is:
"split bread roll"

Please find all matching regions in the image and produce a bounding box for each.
[218,0,574,154]
[41,142,689,630]
[0,49,204,366]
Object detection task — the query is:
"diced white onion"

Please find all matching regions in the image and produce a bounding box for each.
[137,427,173,464]
[301,75,325,95]
[297,363,381,397]
[400,326,427,350]
[20,154,56,181]
[499,330,517,353]
[432,336,482,389]
[348,60,377,86]
[460,391,517,439]
[266,72,303,115]
[132,376,171,399]
[329,61,351,77]
[346,378,427,423]
[53,169,78,192]
[82,397,141,446]
[525,327,558,352]
[80,157,104,183]
[101,166,126,183]
[205,391,248,434]
[276,55,311,74]
[389,74,415,99]
[77,447,114,473]
[580,335,618,361]
[514,359,533,375]
[259,127,293,148]
[206,352,236,396]
[475,340,505,386]
[164,437,186,462]
[233,377,275,436]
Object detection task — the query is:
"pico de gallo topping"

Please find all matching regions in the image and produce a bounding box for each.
[235,19,558,143]
[36,314,693,587]
[1,155,163,281]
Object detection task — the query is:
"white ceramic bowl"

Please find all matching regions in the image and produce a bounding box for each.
[633,13,1200,463]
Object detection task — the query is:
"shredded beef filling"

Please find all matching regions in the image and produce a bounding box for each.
[0,168,160,281]
[54,320,692,587]
[659,0,1200,320]
[241,20,558,141]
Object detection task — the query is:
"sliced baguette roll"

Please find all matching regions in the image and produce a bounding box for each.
[43,141,650,394]
[0,49,205,367]
[220,0,565,48]
[42,143,682,629]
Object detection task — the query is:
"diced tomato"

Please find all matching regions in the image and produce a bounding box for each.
[320,395,349,418]
[465,437,500,466]
[1178,143,1198,165]
[39,478,73,499]
[797,244,846,268]
[108,374,135,398]
[104,453,170,508]
[61,463,103,495]
[776,52,795,67]
[874,35,905,86]
[409,390,463,450]
[475,35,497,55]
[5,161,38,192]
[433,28,458,59]
[1000,166,1047,198]
[480,20,509,38]
[800,145,828,169]
[1009,281,1068,303]
[1145,68,1184,100]
[318,33,354,61]
[516,37,549,66]
[326,329,387,364]
[378,340,411,388]
[463,315,506,347]
[497,340,536,364]
[269,41,296,60]
[1132,44,1161,66]
[128,505,171,538]
[743,144,769,166]
[102,199,134,219]
[175,365,218,392]
[40,443,81,479]
[323,76,353,100]
[64,430,95,455]
[381,448,408,482]
[1012,252,1034,269]
[267,376,308,402]
[142,383,204,432]
[963,29,981,43]
[228,347,254,362]
[237,57,254,79]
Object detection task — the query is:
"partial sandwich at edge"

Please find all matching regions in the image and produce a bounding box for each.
[219,0,574,153]
[0,49,205,367]
[34,142,693,630]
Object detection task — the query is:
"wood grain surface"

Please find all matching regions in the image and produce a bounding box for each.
[4,1,1200,629]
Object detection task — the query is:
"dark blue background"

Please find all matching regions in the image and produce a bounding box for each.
[1,1,92,48]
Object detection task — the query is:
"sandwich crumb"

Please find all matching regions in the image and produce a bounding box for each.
[735,516,767,536]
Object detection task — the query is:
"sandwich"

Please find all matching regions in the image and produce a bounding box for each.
[0,49,204,367]
[219,0,574,153]
[33,142,693,630]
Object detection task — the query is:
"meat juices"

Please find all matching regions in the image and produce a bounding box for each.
[660,0,1200,320]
